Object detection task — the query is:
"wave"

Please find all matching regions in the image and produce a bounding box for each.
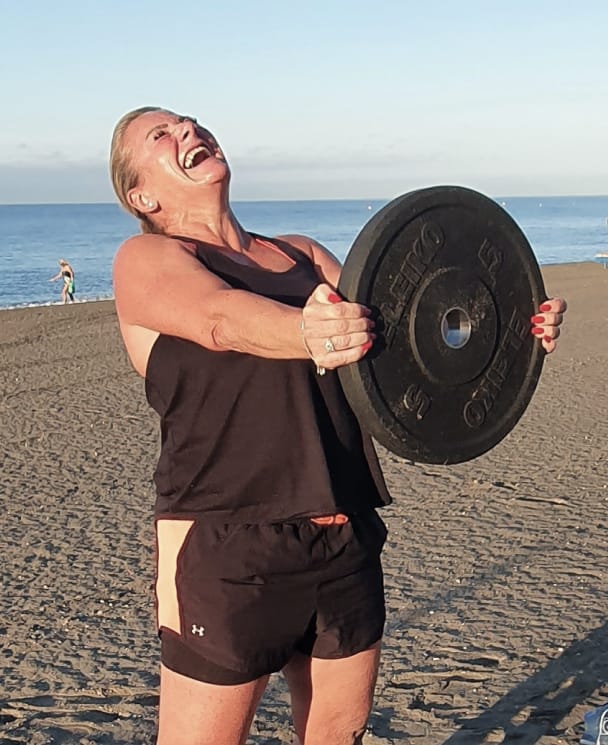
[0,294,114,311]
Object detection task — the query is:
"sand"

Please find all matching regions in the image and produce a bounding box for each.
[0,261,607,744]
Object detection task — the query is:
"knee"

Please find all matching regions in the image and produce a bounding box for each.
[304,720,367,745]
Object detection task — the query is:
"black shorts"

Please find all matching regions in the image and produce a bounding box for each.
[155,510,387,685]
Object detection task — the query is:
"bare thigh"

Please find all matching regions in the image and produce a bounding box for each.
[157,663,269,745]
[282,641,382,745]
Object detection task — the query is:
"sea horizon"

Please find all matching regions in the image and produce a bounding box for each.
[1,196,607,310]
[1,192,608,207]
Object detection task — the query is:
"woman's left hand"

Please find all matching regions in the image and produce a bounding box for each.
[531,297,567,354]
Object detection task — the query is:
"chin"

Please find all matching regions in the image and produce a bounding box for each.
[192,159,230,187]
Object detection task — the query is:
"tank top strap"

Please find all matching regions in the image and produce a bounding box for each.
[248,233,313,267]
[170,233,313,271]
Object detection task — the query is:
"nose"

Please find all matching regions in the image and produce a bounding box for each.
[175,118,195,141]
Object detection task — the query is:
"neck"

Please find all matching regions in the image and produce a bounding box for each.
[160,189,250,253]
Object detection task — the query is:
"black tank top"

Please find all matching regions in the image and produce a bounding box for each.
[145,234,391,522]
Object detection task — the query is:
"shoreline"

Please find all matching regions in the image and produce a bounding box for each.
[0,295,114,313]
[0,260,605,314]
[0,260,607,744]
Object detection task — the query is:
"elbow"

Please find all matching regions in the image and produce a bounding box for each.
[209,319,228,351]
[209,316,239,352]
[203,290,251,352]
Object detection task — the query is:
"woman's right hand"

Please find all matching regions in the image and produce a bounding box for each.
[301,284,376,370]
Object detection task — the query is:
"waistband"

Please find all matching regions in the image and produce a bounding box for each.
[154,510,366,527]
[309,513,349,526]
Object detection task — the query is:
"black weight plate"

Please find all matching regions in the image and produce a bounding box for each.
[337,186,547,464]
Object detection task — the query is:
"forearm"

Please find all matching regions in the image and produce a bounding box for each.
[209,289,305,358]
[188,285,372,369]
[121,286,307,360]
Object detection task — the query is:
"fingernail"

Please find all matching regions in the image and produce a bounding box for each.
[362,341,373,351]
[531,327,544,335]
[531,315,545,324]
[328,293,342,303]
[544,335,552,343]
[539,303,552,311]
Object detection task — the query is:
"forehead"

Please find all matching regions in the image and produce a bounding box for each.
[125,109,181,144]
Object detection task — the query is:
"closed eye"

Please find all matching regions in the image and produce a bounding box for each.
[146,123,171,142]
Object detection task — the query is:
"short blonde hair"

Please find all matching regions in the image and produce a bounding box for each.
[109,106,162,234]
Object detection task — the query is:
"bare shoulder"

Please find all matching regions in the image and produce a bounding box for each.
[275,233,339,263]
[115,232,192,257]
[275,233,317,259]
[275,233,342,286]
[113,233,197,272]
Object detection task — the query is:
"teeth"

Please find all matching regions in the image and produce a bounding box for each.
[184,145,210,169]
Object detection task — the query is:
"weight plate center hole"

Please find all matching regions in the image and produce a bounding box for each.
[441,307,472,349]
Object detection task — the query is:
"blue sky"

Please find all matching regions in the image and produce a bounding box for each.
[1,0,606,203]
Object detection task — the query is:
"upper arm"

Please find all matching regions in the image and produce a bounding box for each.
[277,234,342,288]
[112,234,232,350]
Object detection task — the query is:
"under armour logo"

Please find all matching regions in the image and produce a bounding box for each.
[191,624,205,637]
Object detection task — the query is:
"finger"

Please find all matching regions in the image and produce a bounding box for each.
[322,340,375,369]
[306,285,370,318]
[542,336,557,354]
[311,286,346,305]
[539,326,561,341]
[302,310,375,335]
[324,331,376,352]
[303,301,371,327]
[307,328,375,361]
[331,302,372,321]
[310,283,342,305]
[539,297,568,314]
[311,283,334,304]
[531,312,564,327]
[531,324,562,345]
[326,316,376,336]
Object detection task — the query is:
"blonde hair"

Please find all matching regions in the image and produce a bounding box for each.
[109,106,163,234]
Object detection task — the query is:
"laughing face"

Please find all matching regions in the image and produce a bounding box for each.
[124,109,230,213]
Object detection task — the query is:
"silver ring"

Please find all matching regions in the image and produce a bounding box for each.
[316,365,326,376]
[324,338,335,353]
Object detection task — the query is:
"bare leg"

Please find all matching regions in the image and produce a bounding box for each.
[157,663,269,745]
[282,641,382,745]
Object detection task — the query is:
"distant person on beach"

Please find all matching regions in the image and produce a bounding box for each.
[109,107,567,745]
[49,259,76,303]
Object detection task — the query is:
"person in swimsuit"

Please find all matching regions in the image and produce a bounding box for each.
[49,259,75,303]
[109,107,567,745]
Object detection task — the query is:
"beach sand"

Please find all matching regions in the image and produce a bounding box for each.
[1,261,606,744]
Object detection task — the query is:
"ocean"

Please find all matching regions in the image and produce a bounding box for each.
[0,195,607,309]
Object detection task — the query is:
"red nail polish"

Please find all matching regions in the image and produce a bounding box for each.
[544,335,552,343]
[531,315,545,324]
[328,293,342,303]
[362,341,373,351]
[531,327,544,335]
[539,303,552,311]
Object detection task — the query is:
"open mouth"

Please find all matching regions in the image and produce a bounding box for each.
[183,145,211,170]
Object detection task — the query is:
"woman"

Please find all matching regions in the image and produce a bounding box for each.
[49,259,76,303]
[109,107,566,745]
